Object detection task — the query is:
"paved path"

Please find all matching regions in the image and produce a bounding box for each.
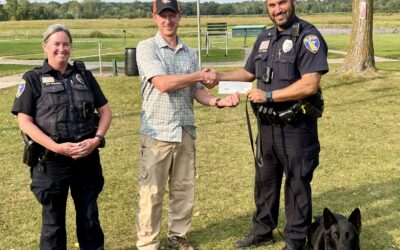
[0,58,120,89]
[1,49,398,89]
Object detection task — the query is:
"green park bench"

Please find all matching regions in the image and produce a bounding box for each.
[206,22,229,56]
[232,25,267,47]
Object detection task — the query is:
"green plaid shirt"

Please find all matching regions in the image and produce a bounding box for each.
[137,32,204,142]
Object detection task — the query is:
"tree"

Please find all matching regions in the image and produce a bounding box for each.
[81,0,101,19]
[4,0,18,20]
[340,0,375,72]
[44,2,61,19]
[0,5,9,20]
[217,4,232,16]
[66,1,82,19]
[201,2,219,15]
[16,0,31,20]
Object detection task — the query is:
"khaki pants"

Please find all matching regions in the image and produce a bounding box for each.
[136,131,196,250]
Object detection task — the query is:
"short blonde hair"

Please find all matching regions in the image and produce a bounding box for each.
[43,24,72,44]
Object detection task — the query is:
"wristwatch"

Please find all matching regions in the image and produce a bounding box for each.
[265,91,274,103]
[214,98,223,109]
[95,134,106,148]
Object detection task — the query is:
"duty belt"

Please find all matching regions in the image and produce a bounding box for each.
[254,101,322,125]
[50,130,96,143]
[44,131,97,159]
[246,98,322,168]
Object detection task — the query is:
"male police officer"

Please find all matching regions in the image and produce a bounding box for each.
[216,0,328,249]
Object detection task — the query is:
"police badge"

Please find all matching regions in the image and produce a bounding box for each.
[282,39,293,53]
[75,74,85,84]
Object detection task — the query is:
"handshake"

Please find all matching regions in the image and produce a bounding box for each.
[198,67,241,109]
[201,68,220,89]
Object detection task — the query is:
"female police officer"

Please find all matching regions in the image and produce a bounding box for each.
[11,24,112,249]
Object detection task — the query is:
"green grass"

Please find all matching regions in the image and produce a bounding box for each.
[1,61,399,249]
[73,53,125,62]
[327,52,345,59]
[201,49,244,62]
[0,13,399,40]
[0,38,143,59]
[1,14,400,61]
[1,33,398,65]
[73,49,245,63]
[0,39,43,57]
[0,64,33,77]
[325,33,400,59]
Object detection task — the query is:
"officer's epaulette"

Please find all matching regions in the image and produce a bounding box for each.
[32,67,42,76]
[264,26,275,37]
[73,60,86,71]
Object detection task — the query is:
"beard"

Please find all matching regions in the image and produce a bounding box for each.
[269,4,295,30]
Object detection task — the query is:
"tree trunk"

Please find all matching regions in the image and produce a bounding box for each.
[340,0,376,72]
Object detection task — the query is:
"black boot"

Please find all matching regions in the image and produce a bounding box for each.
[234,233,274,248]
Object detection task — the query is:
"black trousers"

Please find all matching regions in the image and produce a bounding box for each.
[251,118,319,249]
[30,150,104,250]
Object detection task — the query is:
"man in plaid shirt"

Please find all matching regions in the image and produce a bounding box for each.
[135,0,240,249]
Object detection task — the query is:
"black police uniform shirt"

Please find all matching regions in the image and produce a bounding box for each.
[12,60,108,139]
[244,15,329,111]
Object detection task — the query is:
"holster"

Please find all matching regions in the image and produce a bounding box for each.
[22,133,44,167]
[301,87,324,119]
[299,101,322,119]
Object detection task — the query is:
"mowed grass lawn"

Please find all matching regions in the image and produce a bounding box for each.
[0,61,399,249]
[1,32,399,60]
[0,13,399,40]
[0,64,33,77]
[1,12,400,61]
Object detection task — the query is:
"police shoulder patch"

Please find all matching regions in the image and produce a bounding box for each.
[16,79,26,98]
[303,35,320,54]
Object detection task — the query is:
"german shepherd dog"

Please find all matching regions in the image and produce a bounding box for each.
[308,208,362,250]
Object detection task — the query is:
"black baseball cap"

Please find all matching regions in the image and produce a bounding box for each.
[152,0,181,14]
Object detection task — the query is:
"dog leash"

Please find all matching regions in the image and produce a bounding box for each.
[245,97,285,241]
[245,97,263,168]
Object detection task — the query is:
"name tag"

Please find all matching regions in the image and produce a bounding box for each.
[41,76,55,83]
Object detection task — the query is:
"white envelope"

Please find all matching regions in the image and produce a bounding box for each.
[218,81,253,94]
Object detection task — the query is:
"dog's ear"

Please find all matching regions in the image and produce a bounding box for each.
[348,208,362,233]
[323,208,338,230]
